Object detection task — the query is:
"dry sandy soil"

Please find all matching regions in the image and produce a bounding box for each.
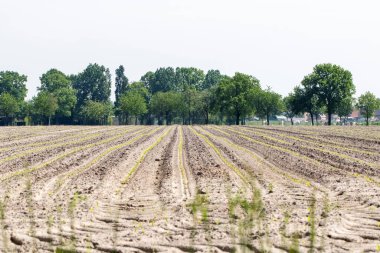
[0,125,379,252]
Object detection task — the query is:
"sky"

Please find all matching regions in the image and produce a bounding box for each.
[1,0,379,100]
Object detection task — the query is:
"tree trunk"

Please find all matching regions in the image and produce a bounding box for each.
[165,111,170,125]
[366,115,369,126]
[310,112,314,126]
[328,112,332,126]
[266,114,270,125]
[205,113,209,125]
[135,116,138,125]
[235,112,240,125]
[291,118,294,125]
[48,116,51,126]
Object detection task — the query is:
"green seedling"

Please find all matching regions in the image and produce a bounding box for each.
[67,192,86,251]
[307,192,317,253]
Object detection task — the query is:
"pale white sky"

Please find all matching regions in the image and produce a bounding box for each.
[1,0,379,100]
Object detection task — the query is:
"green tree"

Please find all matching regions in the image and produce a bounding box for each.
[141,67,176,94]
[175,67,205,91]
[119,92,148,125]
[115,65,129,113]
[336,97,354,123]
[40,69,71,92]
[39,69,77,123]
[195,88,217,124]
[357,92,380,126]
[150,91,181,125]
[0,93,20,125]
[0,71,28,101]
[80,100,112,125]
[201,69,223,90]
[254,88,283,125]
[72,63,111,115]
[302,64,355,125]
[33,91,58,125]
[291,85,323,126]
[216,73,261,125]
[283,93,297,125]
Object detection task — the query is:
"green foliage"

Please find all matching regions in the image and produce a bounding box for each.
[72,63,111,112]
[254,87,283,125]
[336,96,354,121]
[141,67,176,93]
[175,67,205,91]
[302,63,355,125]
[216,73,261,125]
[119,91,147,125]
[39,69,77,120]
[150,91,181,125]
[357,91,380,126]
[0,71,28,101]
[33,91,58,125]
[283,94,297,125]
[80,100,112,125]
[40,69,71,92]
[0,93,20,125]
[115,65,129,111]
[202,69,223,90]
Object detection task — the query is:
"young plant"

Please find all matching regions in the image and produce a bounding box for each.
[307,192,317,253]
[25,178,37,251]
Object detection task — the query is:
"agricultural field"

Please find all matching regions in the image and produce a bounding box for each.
[0,125,379,253]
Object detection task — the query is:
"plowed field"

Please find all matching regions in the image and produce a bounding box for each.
[0,125,379,252]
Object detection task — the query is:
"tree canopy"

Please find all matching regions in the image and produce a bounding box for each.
[0,71,28,101]
[357,92,380,126]
[216,73,261,125]
[301,64,355,125]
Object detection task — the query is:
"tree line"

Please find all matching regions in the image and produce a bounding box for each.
[0,63,379,126]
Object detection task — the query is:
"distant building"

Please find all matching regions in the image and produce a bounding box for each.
[349,109,361,119]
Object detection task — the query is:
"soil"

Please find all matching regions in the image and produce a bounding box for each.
[0,125,379,252]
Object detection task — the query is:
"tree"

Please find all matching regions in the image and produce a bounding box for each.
[150,91,181,125]
[195,88,217,124]
[254,88,283,125]
[141,67,176,94]
[72,63,111,114]
[216,73,261,125]
[0,71,28,101]
[115,65,129,113]
[33,91,58,125]
[201,69,223,90]
[0,93,20,125]
[290,86,322,126]
[175,67,205,91]
[39,69,77,123]
[119,92,148,125]
[40,69,71,92]
[336,97,354,123]
[302,64,355,125]
[283,93,297,125]
[357,92,380,126]
[80,100,112,125]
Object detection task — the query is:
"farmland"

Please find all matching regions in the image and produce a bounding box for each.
[0,125,379,252]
